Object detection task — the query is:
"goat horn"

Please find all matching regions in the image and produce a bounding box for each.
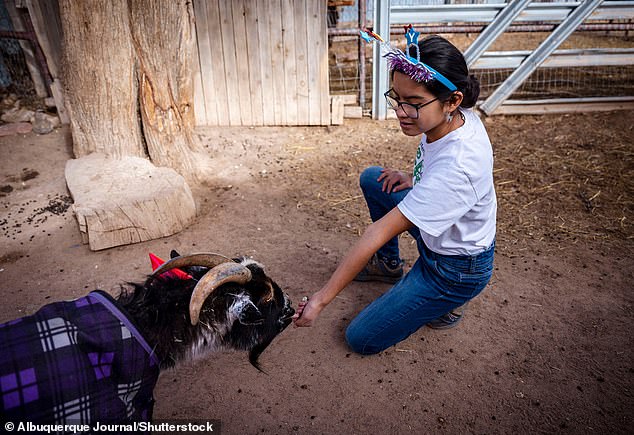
[189,262,252,325]
[151,253,232,278]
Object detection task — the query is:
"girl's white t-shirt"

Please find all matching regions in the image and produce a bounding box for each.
[397,109,497,256]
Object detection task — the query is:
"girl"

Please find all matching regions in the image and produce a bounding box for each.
[293,32,496,356]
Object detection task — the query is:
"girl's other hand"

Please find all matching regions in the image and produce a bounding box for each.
[378,168,413,193]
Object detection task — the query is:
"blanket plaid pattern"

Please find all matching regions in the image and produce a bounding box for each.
[0,291,160,425]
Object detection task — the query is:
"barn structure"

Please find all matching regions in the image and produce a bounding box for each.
[3,0,634,127]
[192,0,331,126]
[2,0,333,127]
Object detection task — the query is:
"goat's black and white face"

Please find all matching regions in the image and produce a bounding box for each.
[192,258,295,369]
[122,252,293,371]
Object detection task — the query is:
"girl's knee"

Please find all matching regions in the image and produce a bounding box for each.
[359,166,383,191]
[345,323,382,356]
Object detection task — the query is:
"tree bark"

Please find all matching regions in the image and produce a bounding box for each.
[59,0,144,159]
[59,0,209,180]
[128,0,207,177]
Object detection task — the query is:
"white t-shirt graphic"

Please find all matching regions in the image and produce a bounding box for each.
[398,109,497,256]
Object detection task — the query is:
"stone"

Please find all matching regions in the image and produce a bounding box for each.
[1,107,34,123]
[0,122,32,136]
[32,111,57,134]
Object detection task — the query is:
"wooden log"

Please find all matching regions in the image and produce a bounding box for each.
[65,154,196,251]
[128,0,211,180]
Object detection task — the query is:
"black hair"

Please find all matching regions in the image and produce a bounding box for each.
[405,35,480,108]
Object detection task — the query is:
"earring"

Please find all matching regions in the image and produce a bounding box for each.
[446,112,453,123]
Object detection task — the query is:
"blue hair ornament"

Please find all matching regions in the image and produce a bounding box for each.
[359,25,457,92]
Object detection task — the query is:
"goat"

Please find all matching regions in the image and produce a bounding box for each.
[0,251,294,425]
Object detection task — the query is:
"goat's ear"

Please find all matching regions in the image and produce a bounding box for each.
[237,301,265,326]
[170,249,180,259]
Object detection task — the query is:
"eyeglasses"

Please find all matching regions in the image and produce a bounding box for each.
[384,89,438,119]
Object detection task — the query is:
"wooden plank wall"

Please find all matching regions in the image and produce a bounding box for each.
[193,0,330,126]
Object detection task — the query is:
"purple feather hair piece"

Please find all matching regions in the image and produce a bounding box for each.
[385,52,434,82]
[381,43,434,83]
[360,27,457,90]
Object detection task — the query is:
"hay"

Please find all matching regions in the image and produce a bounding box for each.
[289,112,632,258]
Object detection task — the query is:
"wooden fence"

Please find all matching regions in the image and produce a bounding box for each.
[193,0,330,126]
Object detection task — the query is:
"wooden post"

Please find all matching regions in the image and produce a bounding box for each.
[331,95,344,125]
[4,0,48,98]
[23,0,70,124]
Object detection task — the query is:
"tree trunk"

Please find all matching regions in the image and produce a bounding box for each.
[59,0,144,159]
[59,0,209,180]
[59,0,202,250]
[128,0,207,177]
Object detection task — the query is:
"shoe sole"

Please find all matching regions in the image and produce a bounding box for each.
[427,321,462,330]
[427,316,464,330]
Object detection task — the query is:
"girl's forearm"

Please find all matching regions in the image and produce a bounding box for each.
[313,230,379,307]
[313,208,413,308]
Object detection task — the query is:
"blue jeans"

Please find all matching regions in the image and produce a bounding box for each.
[358,166,421,261]
[346,166,495,355]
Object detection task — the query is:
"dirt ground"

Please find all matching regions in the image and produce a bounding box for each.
[1,110,633,434]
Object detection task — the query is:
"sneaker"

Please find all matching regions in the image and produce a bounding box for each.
[353,253,404,284]
[427,303,469,330]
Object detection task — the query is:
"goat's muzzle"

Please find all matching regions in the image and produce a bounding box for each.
[279,296,295,328]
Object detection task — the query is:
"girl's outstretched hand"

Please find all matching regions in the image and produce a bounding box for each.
[292,295,324,327]
[378,168,412,193]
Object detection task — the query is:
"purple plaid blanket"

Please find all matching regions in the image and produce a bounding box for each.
[0,291,160,424]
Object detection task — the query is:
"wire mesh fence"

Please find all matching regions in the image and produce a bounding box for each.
[0,38,37,100]
[0,1,35,96]
[477,64,634,100]
[0,1,39,105]
[329,0,634,110]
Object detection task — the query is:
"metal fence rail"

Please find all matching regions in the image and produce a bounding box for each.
[473,48,634,69]
[390,1,634,24]
[479,0,604,114]
[368,0,634,117]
